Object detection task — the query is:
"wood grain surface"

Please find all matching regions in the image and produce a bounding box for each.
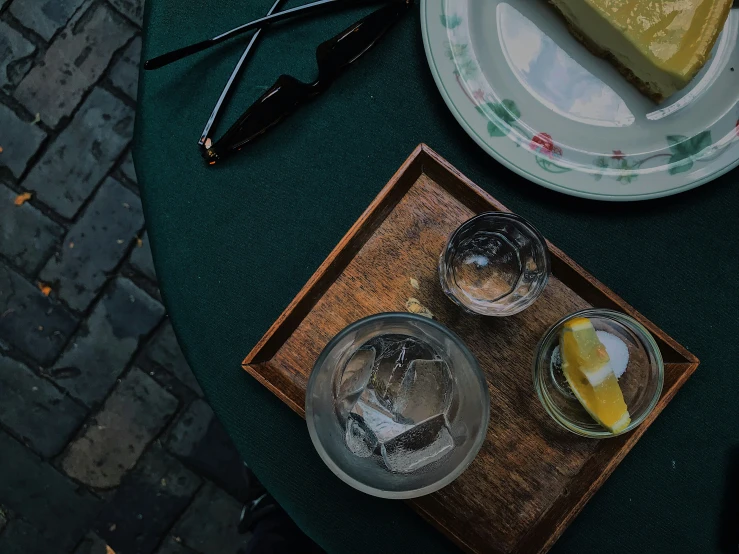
[243,144,699,554]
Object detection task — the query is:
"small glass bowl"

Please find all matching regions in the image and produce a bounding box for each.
[305,313,490,499]
[533,309,664,438]
[439,212,550,317]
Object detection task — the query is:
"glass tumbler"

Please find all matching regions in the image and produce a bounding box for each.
[439,212,550,316]
[305,313,490,499]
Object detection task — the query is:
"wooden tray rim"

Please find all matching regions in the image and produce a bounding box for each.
[241,143,700,554]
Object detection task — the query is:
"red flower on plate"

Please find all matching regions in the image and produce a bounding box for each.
[472,89,485,102]
[612,150,625,160]
[530,133,562,158]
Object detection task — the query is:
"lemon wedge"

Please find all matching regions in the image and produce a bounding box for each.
[561,317,631,433]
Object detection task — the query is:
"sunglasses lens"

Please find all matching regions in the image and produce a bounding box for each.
[205,75,309,161]
[316,3,408,73]
[205,2,410,163]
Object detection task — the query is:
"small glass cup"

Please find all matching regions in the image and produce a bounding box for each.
[439,212,550,317]
[533,309,664,438]
[305,313,490,499]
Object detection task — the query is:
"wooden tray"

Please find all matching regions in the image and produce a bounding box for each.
[242,144,699,554]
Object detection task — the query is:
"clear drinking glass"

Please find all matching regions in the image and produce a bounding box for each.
[439,212,550,317]
[305,313,490,499]
[533,309,664,438]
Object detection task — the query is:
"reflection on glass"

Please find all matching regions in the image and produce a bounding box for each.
[497,2,634,128]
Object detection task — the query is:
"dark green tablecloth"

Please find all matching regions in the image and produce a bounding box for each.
[136,2,738,552]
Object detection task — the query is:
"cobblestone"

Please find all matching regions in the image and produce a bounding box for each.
[22,87,134,219]
[130,231,157,282]
[0,355,87,457]
[0,264,79,365]
[144,321,204,395]
[72,532,111,554]
[94,446,201,553]
[61,369,178,488]
[40,177,144,311]
[0,1,273,549]
[156,537,198,554]
[0,430,101,551]
[9,0,87,41]
[0,103,47,179]
[0,182,64,275]
[108,0,145,26]
[166,399,248,502]
[14,2,136,127]
[173,483,250,553]
[0,21,36,92]
[109,36,140,101]
[119,149,137,184]
[51,277,164,405]
[0,518,57,553]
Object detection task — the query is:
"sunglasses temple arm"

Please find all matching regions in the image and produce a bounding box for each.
[144,0,401,71]
[199,0,287,147]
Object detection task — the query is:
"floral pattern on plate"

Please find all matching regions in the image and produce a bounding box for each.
[425,0,739,198]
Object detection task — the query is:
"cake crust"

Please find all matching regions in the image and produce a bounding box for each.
[563,21,665,103]
[551,3,665,103]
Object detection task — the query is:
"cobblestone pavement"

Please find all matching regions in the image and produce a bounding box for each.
[0,1,255,552]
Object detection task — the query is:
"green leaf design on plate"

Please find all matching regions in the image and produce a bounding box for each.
[441,14,462,29]
[457,59,478,79]
[666,131,712,175]
[666,135,687,148]
[536,157,572,173]
[486,121,505,137]
[593,157,608,180]
[668,157,694,174]
[616,172,637,184]
[443,41,468,60]
[476,100,521,137]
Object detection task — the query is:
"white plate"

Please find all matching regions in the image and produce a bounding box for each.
[421,0,739,201]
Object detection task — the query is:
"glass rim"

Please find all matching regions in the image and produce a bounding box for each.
[532,308,665,438]
[305,312,490,499]
[446,211,549,249]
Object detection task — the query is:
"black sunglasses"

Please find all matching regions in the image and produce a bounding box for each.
[144,0,412,164]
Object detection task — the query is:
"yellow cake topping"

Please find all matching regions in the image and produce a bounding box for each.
[550,0,733,101]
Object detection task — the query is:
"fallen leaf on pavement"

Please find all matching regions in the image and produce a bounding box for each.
[14,192,32,206]
[37,282,52,296]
